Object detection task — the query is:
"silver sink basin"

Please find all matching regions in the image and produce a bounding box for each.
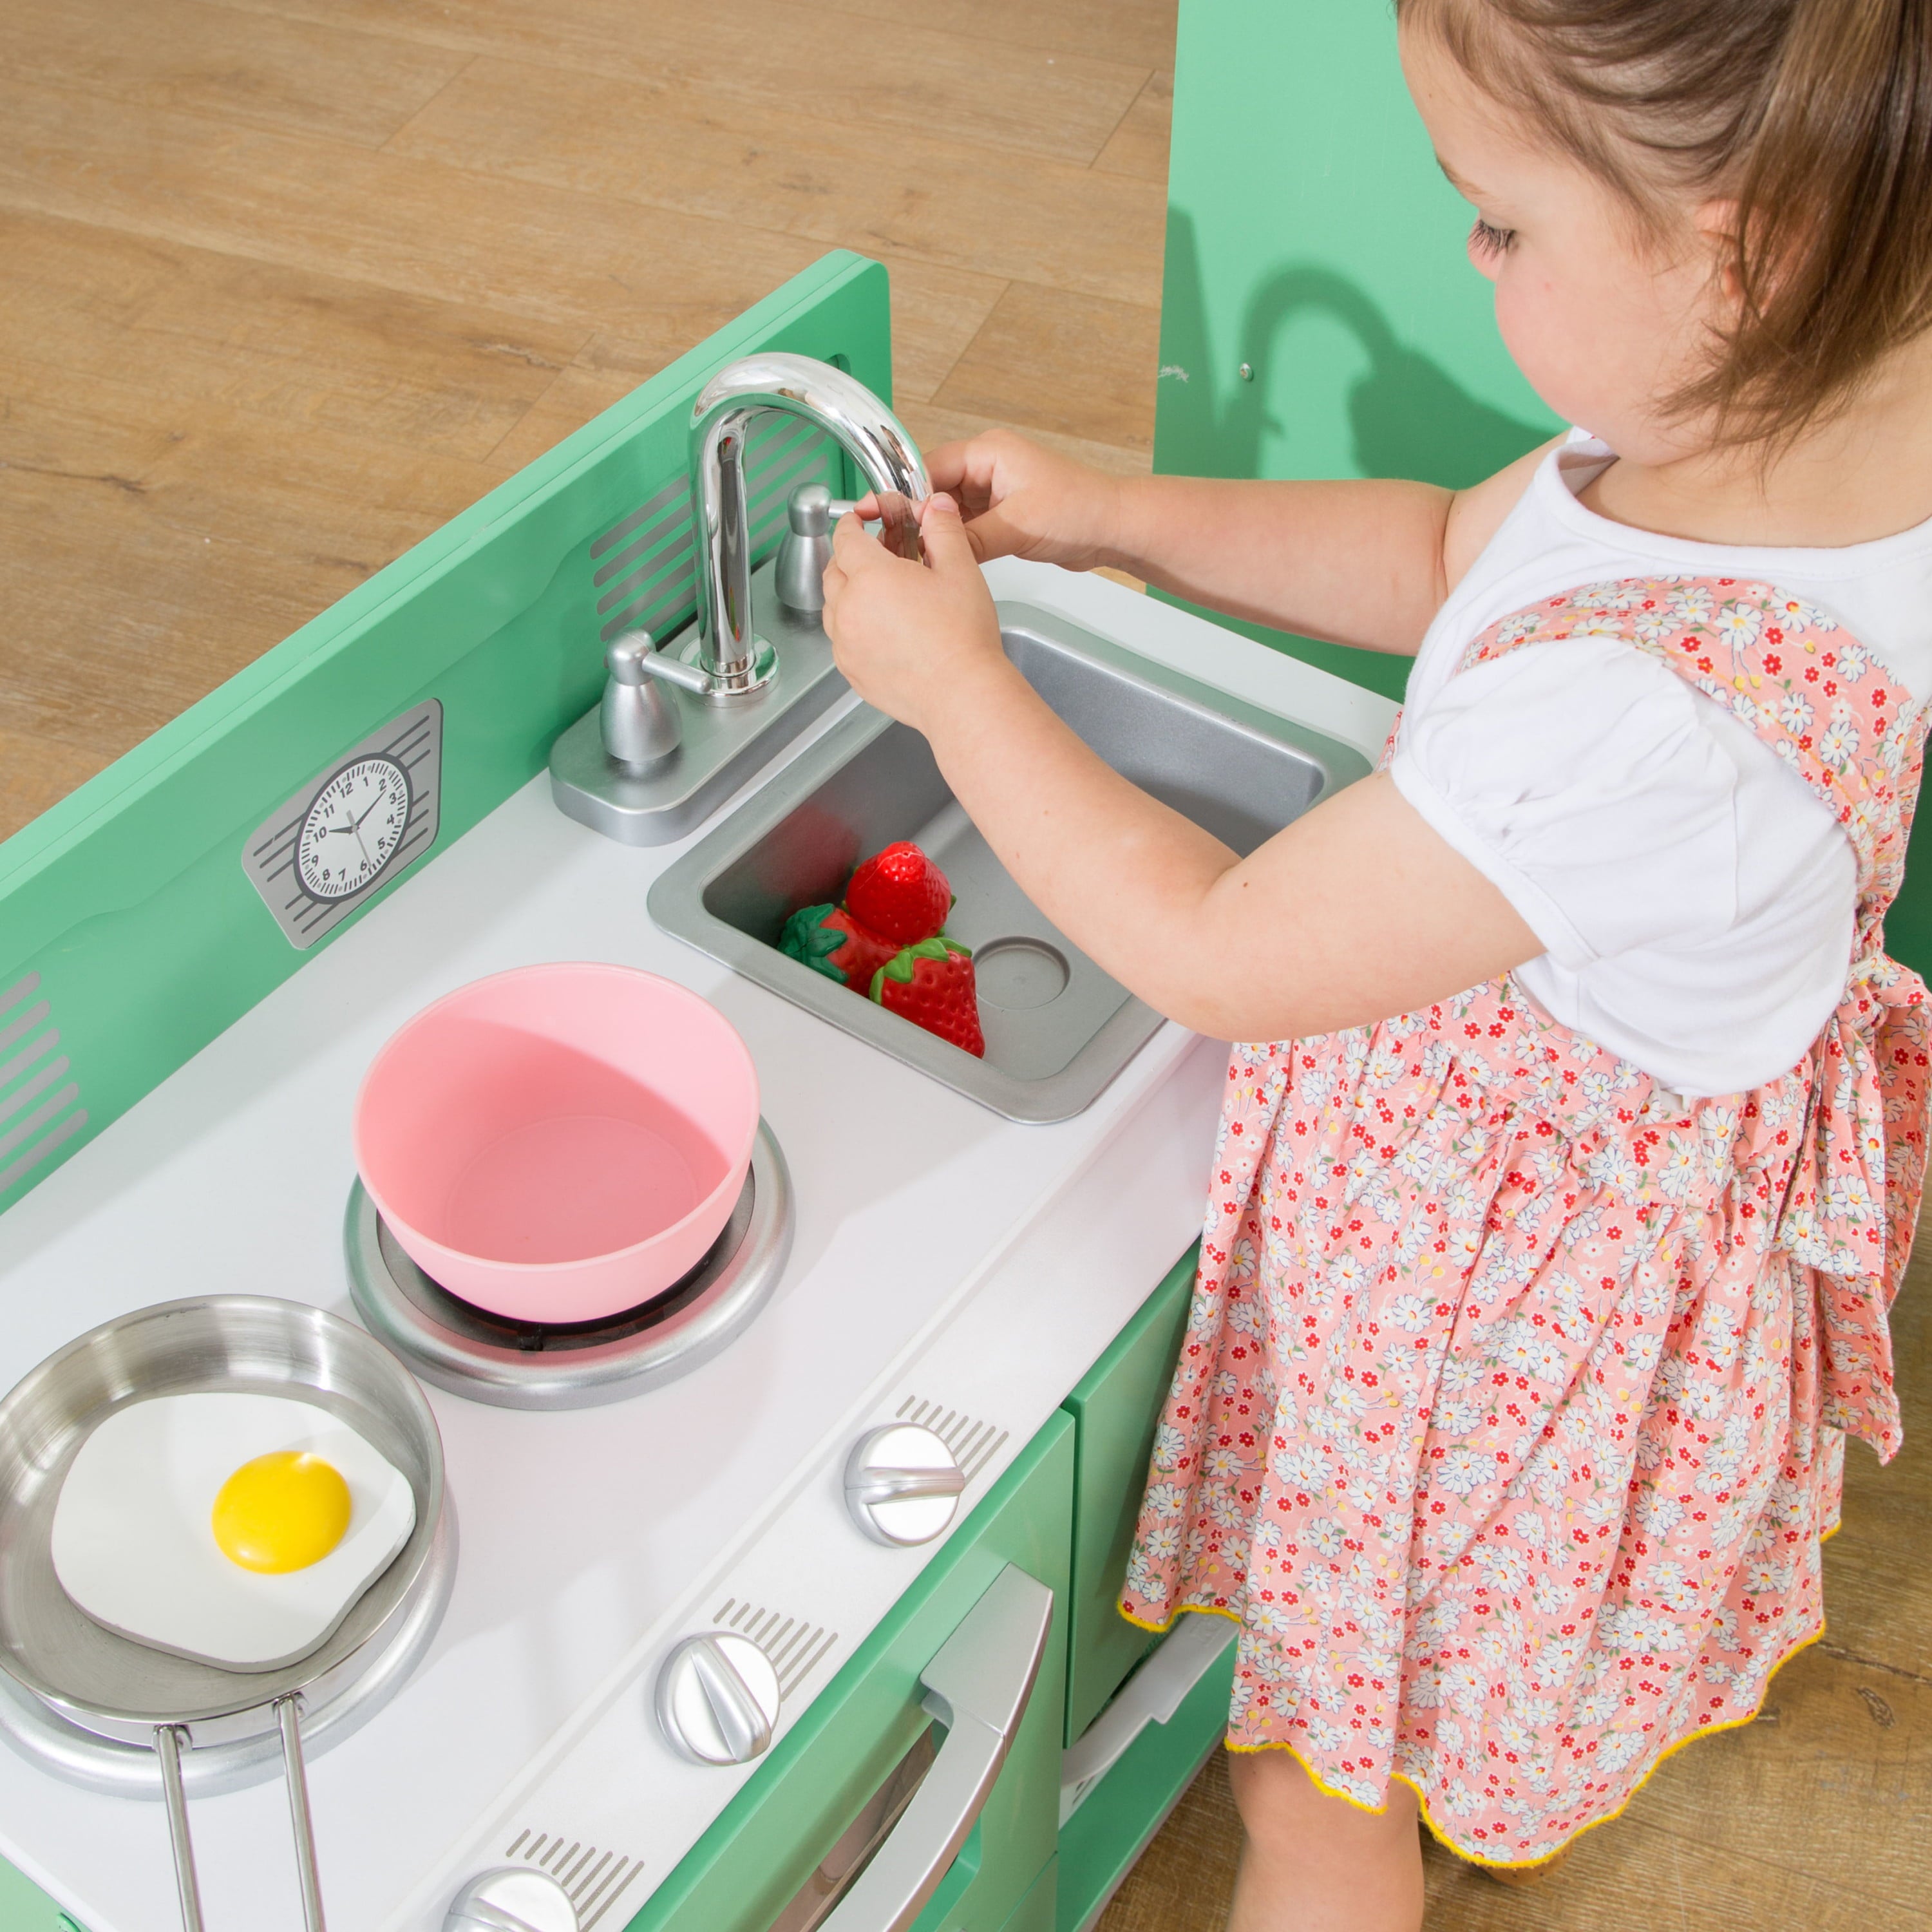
[649,604,1372,1121]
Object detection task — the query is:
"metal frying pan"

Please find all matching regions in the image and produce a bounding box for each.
[0,1296,449,1932]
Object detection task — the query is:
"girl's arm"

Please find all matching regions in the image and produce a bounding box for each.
[922,431,1558,656]
[822,498,1541,1042]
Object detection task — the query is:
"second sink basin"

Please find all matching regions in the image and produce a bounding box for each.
[649,603,1374,1121]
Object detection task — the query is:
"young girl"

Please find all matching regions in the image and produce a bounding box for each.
[823,2,1932,1924]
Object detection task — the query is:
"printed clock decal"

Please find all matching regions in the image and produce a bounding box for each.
[242,701,442,949]
[296,755,413,901]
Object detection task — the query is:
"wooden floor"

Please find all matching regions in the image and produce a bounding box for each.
[0,0,1171,842]
[6,7,1928,1928]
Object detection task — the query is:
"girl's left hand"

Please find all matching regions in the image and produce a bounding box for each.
[821,493,1010,736]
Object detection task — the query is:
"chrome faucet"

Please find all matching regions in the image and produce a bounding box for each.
[636,353,931,705]
[551,352,930,845]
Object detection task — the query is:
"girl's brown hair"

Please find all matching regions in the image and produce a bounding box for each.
[1399,0,1932,448]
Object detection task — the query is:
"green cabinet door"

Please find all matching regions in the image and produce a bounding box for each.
[1060,1246,1198,1747]
[632,1412,1074,1932]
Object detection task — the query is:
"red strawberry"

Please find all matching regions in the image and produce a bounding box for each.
[844,841,952,945]
[869,936,985,1057]
[779,903,900,993]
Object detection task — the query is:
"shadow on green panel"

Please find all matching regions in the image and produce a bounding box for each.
[1152,209,1549,701]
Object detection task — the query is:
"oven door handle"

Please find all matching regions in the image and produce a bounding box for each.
[818,1564,1052,1932]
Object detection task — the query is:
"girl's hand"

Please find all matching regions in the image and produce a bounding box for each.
[821,494,1014,737]
[914,430,1125,572]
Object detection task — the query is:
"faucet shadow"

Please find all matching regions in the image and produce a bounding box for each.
[1151,212,1553,699]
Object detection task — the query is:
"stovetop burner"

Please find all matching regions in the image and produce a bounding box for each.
[345,1121,793,1409]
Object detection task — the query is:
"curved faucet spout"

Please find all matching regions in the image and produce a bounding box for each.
[687,353,929,698]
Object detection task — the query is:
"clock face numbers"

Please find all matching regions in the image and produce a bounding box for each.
[296,757,413,902]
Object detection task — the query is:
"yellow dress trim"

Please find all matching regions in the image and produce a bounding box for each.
[1115,1593,1830,1870]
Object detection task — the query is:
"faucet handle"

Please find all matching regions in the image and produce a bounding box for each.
[786,482,861,539]
[776,483,851,615]
[601,630,683,772]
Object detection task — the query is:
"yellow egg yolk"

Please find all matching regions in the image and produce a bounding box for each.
[211,1452,352,1574]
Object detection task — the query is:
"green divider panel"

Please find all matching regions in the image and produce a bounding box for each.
[1061,1244,1198,1747]
[1151,0,1932,974]
[1153,1,1557,707]
[0,1852,80,1932]
[0,251,892,1215]
[1054,1635,1233,1932]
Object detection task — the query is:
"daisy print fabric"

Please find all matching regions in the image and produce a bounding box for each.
[1120,578,1931,1865]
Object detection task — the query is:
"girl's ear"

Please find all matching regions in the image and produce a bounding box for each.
[1694,198,1746,307]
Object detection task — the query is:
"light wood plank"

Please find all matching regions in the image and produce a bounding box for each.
[933,282,1162,451]
[0,358,493,777]
[0,79,824,344]
[0,209,585,464]
[203,0,1150,167]
[1094,71,1175,184]
[384,55,1166,308]
[835,0,1177,70]
[0,0,471,149]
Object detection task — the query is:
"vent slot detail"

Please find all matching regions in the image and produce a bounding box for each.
[500,1830,644,1931]
[592,417,835,647]
[0,973,86,1199]
[710,1598,837,1703]
[895,1397,1009,1483]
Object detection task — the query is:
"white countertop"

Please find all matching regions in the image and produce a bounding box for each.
[0,563,1397,1932]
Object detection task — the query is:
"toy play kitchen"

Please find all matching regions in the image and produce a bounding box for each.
[0,240,1396,1932]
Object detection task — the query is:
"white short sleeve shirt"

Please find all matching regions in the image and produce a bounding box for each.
[1388,434,1932,1097]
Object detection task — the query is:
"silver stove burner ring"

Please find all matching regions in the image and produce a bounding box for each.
[345,1121,793,1409]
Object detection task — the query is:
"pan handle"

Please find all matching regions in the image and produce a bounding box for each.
[276,1694,328,1932]
[151,1700,328,1932]
[153,1725,205,1932]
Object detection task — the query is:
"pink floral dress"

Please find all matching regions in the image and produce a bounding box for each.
[1119,578,1930,1864]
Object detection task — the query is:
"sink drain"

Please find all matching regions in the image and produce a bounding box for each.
[974,937,1070,1010]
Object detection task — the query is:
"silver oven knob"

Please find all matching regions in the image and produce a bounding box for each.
[844,1423,965,1547]
[444,1866,578,1932]
[655,1631,782,1765]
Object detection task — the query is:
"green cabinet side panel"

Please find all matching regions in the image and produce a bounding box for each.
[1153,0,1932,972]
[1054,1629,1235,1932]
[1153,1,1557,704]
[996,1855,1056,1932]
[0,251,890,1217]
[630,1411,1074,1932]
[1061,1244,1198,1746]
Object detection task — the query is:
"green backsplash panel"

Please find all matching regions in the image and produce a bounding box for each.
[0,251,891,1215]
[1153,0,1932,972]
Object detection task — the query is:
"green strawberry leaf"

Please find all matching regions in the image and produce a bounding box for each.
[871,934,969,1000]
[779,905,849,983]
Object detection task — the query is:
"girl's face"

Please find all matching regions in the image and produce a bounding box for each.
[1399,27,1730,465]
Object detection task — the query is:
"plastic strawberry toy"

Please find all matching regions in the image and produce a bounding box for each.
[778,903,900,994]
[844,841,953,945]
[870,936,985,1057]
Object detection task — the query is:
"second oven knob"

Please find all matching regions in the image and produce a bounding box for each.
[444,1866,578,1932]
[844,1423,965,1547]
[654,1631,782,1766]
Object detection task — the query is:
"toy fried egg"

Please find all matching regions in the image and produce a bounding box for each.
[50,1392,417,1673]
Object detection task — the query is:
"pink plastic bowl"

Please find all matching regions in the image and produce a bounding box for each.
[353,964,759,1325]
